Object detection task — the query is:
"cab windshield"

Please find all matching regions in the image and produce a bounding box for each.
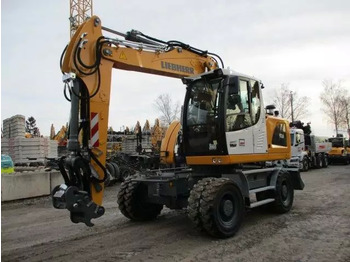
[329,138,344,147]
[184,78,224,155]
[290,134,295,146]
[186,79,220,126]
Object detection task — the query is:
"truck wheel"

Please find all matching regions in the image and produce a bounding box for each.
[272,171,294,213]
[104,163,115,187]
[316,154,323,168]
[322,154,329,168]
[302,157,309,172]
[117,177,163,221]
[111,162,120,181]
[188,177,244,238]
[120,169,132,182]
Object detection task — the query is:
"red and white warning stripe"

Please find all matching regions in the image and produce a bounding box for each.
[91,112,99,147]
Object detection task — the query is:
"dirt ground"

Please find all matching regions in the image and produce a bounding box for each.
[2,164,350,262]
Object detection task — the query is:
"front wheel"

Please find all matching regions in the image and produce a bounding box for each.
[188,178,244,238]
[117,177,163,221]
[302,157,309,172]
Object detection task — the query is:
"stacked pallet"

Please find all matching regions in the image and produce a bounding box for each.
[2,115,25,138]
[121,134,153,154]
[1,137,58,165]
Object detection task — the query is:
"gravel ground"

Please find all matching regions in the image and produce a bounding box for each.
[2,164,350,262]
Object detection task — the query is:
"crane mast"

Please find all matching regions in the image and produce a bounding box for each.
[69,0,93,38]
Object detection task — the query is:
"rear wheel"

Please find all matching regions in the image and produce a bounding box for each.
[271,171,294,213]
[104,162,115,187]
[120,168,133,182]
[117,177,163,221]
[188,177,244,238]
[316,154,323,168]
[110,162,120,181]
[322,154,328,168]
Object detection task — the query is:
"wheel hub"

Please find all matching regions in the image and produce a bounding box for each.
[282,184,288,199]
[222,199,234,217]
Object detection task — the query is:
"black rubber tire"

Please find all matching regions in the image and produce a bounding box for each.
[104,163,115,187]
[344,157,350,165]
[117,177,163,221]
[111,162,121,181]
[302,157,309,172]
[120,168,132,182]
[315,154,323,169]
[187,177,244,238]
[271,171,294,213]
[322,154,329,168]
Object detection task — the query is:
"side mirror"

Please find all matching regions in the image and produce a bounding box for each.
[225,76,239,94]
[265,104,276,116]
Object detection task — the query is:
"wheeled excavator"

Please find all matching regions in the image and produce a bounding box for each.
[52,16,304,238]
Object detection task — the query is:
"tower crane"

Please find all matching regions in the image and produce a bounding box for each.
[69,0,93,38]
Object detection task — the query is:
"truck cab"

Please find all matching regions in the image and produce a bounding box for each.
[288,128,331,171]
[288,128,307,170]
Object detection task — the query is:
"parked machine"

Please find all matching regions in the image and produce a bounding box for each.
[288,127,331,171]
[1,154,14,174]
[328,134,350,164]
[52,16,304,238]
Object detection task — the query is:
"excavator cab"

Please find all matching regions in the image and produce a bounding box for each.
[182,68,280,165]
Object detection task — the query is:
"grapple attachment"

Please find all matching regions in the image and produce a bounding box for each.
[52,184,105,227]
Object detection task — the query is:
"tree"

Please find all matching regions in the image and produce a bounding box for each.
[107,126,114,134]
[272,83,309,121]
[319,80,347,135]
[134,121,141,134]
[339,93,350,132]
[154,93,180,126]
[143,120,151,134]
[151,118,164,151]
[25,116,40,137]
[50,124,56,139]
[272,83,291,119]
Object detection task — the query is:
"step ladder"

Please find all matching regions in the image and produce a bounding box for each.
[249,185,275,208]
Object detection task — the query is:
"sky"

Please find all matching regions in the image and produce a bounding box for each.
[1,0,350,138]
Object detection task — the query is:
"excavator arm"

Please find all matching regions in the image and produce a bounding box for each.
[52,16,220,226]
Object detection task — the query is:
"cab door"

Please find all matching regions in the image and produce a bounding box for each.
[183,77,226,156]
[250,80,268,154]
[225,78,254,154]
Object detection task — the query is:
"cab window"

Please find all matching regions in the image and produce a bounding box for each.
[296,133,301,144]
[272,123,287,146]
[226,80,252,131]
[250,80,261,124]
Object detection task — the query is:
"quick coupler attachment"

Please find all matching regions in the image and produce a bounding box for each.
[52,184,105,227]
